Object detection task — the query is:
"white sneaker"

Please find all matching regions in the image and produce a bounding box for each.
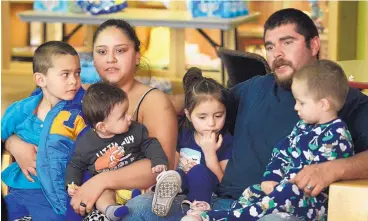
[180,200,211,221]
[152,170,182,217]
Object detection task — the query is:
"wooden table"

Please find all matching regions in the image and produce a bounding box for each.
[18,9,259,84]
[328,179,368,221]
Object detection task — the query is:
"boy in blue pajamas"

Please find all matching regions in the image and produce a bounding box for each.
[203,60,354,221]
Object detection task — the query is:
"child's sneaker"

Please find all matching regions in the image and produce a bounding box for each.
[181,200,211,221]
[152,170,182,217]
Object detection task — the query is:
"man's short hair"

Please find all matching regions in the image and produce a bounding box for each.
[33,41,78,74]
[293,60,349,111]
[83,82,128,127]
[264,8,319,53]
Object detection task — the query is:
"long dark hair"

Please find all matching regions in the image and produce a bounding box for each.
[180,67,230,134]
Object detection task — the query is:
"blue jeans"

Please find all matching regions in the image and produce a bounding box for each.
[124,193,300,221]
[5,188,65,221]
[178,164,219,204]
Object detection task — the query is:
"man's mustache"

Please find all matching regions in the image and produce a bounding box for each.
[272,59,293,70]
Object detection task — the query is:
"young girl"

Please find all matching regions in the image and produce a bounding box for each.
[202,60,354,221]
[152,67,233,221]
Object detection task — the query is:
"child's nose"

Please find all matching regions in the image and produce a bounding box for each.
[294,103,299,111]
[207,118,215,126]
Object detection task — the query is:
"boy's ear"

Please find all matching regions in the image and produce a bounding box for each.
[95,122,107,132]
[184,109,191,122]
[320,98,331,112]
[34,72,46,88]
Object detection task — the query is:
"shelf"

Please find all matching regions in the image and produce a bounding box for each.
[19,9,260,30]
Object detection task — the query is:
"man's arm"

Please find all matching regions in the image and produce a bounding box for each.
[337,151,368,180]
[291,152,368,197]
[293,125,367,196]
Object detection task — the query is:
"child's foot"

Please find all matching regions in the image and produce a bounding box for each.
[152,170,182,217]
[105,205,129,221]
[181,200,211,221]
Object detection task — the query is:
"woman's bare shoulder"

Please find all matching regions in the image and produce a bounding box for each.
[142,88,172,108]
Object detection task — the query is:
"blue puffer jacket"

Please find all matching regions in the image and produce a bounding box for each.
[2,88,89,215]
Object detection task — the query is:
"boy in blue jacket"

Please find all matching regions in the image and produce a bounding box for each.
[1,41,88,221]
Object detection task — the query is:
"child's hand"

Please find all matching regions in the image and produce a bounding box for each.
[183,161,197,173]
[261,181,279,195]
[151,165,167,173]
[199,132,223,153]
[67,182,80,197]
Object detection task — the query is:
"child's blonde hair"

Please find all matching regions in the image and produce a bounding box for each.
[293,59,349,111]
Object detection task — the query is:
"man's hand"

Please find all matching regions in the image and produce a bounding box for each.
[70,175,105,216]
[199,132,223,154]
[261,181,278,195]
[290,161,341,196]
[6,136,38,182]
[151,165,167,173]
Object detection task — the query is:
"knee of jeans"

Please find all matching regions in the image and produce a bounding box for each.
[126,193,153,210]
[187,164,211,176]
[187,164,218,185]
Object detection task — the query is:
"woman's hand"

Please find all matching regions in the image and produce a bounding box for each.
[70,175,106,216]
[6,135,38,182]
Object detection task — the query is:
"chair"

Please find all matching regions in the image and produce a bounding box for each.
[217,47,271,88]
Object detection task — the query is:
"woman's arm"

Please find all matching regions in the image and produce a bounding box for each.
[70,159,156,215]
[141,90,178,170]
[5,135,38,182]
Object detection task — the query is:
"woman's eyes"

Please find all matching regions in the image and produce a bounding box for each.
[95,48,126,54]
[96,50,106,55]
[116,48,127,53]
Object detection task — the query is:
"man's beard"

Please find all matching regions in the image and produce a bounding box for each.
[274,75,293,90]
[272,58,296,90]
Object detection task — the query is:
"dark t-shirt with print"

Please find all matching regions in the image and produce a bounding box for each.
[65,122,168,186]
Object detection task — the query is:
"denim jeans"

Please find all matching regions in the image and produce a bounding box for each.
[124,192,300,221]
